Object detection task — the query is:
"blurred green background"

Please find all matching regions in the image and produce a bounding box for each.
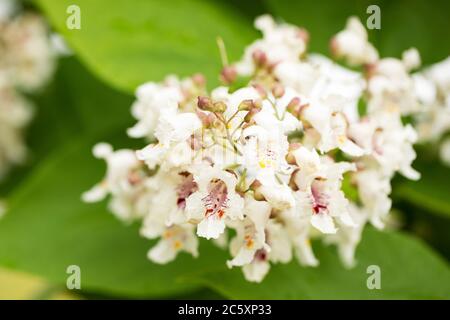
[0,0,449,299]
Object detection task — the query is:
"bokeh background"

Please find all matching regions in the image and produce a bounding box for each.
[0,0,449,299]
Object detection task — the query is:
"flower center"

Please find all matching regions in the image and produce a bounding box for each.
[202,179,228,218]
[176,173,198,209]
[311,179,328,214]
[254,249,268,262]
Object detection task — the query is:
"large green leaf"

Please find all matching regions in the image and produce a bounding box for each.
[0,55,225,297]
[185,227,450,299]
[36,0,257,93]
[377,0,450,65]
[0,57,133,195]
[0,136,226,298]
[1,0,446,299]
[395,160,450,219]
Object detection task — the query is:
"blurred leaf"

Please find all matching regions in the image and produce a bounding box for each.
[265,0,384,55]
[395,161,450,219]
[184,227,450,299]
[378,0,450,65]
[0,57,133,195]
[36,0,257,93]
[0,56,223,297]
[265,0,450,64]
[0,136,226,298]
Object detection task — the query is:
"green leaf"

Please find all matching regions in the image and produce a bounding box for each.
[184,227,450,299]
[265,0,450,64]
[395,161,450,219]
[36,0,257,93]
[0,57,133,195]
[377,0,450,65]
[0,136,226,298]
[0,56,225,297]
[265,0,384,55]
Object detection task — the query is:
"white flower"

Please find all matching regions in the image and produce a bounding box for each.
[331,16,378,66]
[292,147,356,233]
[83,14,438,282]
[281,209,318,267]
[301,93,365,156]
[253,88,302,134]
[127,80,183,139]
[136,108,201,169]
[227,196,271,268]
[82,143,149,221]
[367,56,421,115]
[185,165,244,239]
[241,219,293,283]
[235,14,307,76]
[325,204,368,267]
[0,83,33,177]
[354,169,391,229]
[0,5,56,178]
[147,224,198,264]
[370,114,420,180]
[140,170,198,237]
[242,125,295,210]
[274,61,319,96]
[413,57,450,150]
[2,13,56,91]
[402,48,421,71]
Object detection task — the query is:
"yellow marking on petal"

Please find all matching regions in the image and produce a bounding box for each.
[305,238,311,247]
[163,231,172,239]
[338,135,346,145]
[387,102,399,113]
[259,160,266,168]
[173,240,183,249]
[245,235,254,249]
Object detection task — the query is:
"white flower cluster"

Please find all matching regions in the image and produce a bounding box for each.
[0,0,56,178]
[412,58,450,165]
[84,15,448,282]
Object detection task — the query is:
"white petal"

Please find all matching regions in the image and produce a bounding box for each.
[311,213,337,234]
[148,240,177,264]
[197,216,225,240]
[93,143,113,159]
[295,239,319,267]
[242,261,270,283]
[82,184,107,202]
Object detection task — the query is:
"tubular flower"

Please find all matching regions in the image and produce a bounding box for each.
[84,15,449,282]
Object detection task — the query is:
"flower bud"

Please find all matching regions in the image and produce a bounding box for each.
[252,84,267,99]
[238,99,254,111]
[213,101,227,113]
[196,110,215,128]
[272,84,285,98]
[252,49,267,67]
[297,28,310,43]
[244,106,261,123]
[197,96,213,111]
[287,97,301,116]
[192,73,206,87]
[220,66,237,84]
